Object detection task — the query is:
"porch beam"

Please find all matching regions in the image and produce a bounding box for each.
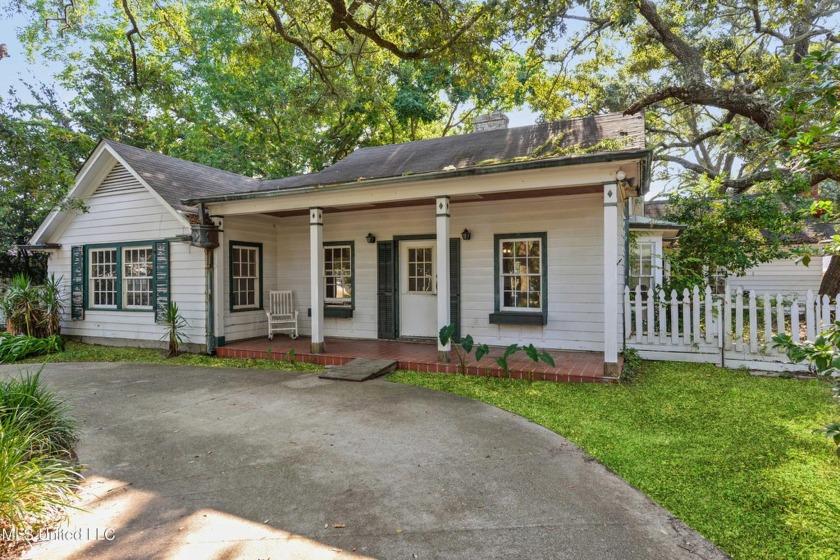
[603,183,619,375]
[436,196,451,361]
[310,207,325,354]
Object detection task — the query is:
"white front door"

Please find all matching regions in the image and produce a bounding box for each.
[400,240,437,338]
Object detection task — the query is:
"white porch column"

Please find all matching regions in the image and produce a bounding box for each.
[310,207,325,354]
[436,196,451,362]
[603,183,619,375]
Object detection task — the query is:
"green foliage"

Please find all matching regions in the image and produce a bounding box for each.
[160,302,189,357]
[1,274,66,338]
[0,333,64,364]
[773,322,840,456]
[770,49,840,186]
[620,347,643,383]
[0,91,91,280]
[661,187,810,290]
[0,369,80,537]
[439,324,489,374]
[0,368,76,454]
[390,362,840,559]
[439,324,553,380]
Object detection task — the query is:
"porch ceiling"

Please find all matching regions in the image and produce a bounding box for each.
[261,184,603,218]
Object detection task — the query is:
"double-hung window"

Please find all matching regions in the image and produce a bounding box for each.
[324,242,353,305]
[629,236,663,293]
[89,248,118,308]
[230,242,262,311]
[123,247,154,308]
[87,245,154,310]
[491,233,548,325]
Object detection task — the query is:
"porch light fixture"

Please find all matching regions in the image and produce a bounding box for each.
[461,228,471,241]
[616,170,626,181]
[365,233,376,244]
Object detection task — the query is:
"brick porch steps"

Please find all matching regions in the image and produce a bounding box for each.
[216,337,619,383]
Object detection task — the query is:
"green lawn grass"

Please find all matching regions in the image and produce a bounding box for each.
[17,341,322,373]
[390,363,840,560]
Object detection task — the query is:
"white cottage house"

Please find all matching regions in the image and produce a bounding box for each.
[26,113,650,375]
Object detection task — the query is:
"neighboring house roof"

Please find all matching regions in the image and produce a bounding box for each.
[628,215,684,244]
[644,199,835,244]
[103,140,259,213]
[253,112,645,195]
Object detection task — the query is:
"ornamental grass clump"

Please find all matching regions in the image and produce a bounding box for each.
[0,333,64,364]
[0,369,80,540]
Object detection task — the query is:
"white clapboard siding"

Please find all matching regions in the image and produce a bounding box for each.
[45,162,205,347]
[221,215,280,342]
[624,284,832,372]
[255,192,619,351]
[727,258,823,297]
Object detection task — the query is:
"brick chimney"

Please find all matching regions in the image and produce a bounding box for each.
[472,110,509,132]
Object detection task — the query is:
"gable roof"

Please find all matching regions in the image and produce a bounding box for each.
[103,140,259,213]
[254,112,645,194]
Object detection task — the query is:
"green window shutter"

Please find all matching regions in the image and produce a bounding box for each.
[449,237,461,339]
[70,245,85,320]
[377,241,395,339]
[154,241,170,324]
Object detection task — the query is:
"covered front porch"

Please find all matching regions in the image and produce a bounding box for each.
[217,337,616,382]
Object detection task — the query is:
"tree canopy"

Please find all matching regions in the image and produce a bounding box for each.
[0,0,838,280]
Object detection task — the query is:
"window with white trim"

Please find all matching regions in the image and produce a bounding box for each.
[123,247,153,308]
[629,241,655,292]
[324,244,353,304]
[499,236,544,311]
[230,243,261,310]
[629,236,664,293]
[89,248,117,308]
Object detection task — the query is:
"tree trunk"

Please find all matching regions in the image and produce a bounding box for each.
[819,255,840,296]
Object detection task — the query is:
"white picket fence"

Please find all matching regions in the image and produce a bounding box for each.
[623,285,836,372]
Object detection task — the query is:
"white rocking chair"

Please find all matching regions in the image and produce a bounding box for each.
[266,290,299,340]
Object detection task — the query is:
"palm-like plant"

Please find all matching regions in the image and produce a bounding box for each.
[160,302,189,357]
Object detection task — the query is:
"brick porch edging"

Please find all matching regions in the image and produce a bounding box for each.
[215,346,619,384]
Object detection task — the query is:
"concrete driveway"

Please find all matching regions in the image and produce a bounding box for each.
[1,362,728,559]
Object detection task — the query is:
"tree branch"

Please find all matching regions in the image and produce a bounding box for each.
[120,0,142,90]
[323,0,495,60]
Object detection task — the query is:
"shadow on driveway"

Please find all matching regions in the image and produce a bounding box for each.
[0,363,729,559]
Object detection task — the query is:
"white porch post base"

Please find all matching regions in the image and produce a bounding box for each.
[603,183,619,374]
[310,207,325,354]
[436,196,451,362]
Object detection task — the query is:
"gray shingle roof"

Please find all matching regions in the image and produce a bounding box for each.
[258,112,645,192]
[104,140,259,212]
[103,112,646,208]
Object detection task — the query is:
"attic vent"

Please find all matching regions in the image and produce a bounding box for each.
[472,110,509,132]
[91,164,143,198]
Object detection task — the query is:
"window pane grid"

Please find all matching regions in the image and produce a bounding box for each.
[90,249,117,307]
[500,239,542,310]
[407,247,433,293]
[232,245,259,309]
[123,247,153,308]
[325,245,352,302]
[629,241,655,291]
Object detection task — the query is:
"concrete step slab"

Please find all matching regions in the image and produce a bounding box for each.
[318,358,398,381]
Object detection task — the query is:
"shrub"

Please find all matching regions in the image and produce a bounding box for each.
[0,274,65,338]
[0,369,76,453]
[0,369,80,538]
[0,333,64,364]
